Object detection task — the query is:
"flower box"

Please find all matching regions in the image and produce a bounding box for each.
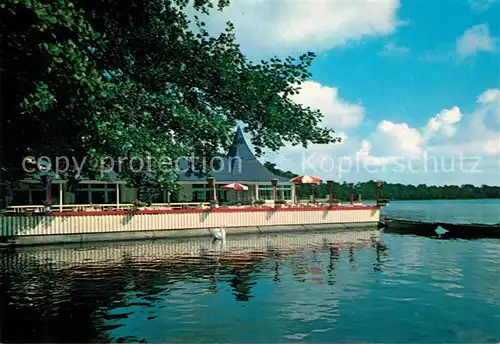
[328,199,342,206]
[274,199,287,208]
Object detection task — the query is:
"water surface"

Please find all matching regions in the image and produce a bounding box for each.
[381,199,500,224]
[1,229,499,343]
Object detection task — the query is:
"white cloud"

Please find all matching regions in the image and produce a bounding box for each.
[421,91,499,159]
[356,140,395,166]
[456,24,495,57]
[478,89,500,104]
[290,88,499,184]
[425,106,463,138]
[291,81,365,129]
[378,42,410,56]
[357,99,494,167]
[483,138,500,155]
[468,0,500,10]
[429,139,499,157]
[199,0,402,56]
[373,120,425,156]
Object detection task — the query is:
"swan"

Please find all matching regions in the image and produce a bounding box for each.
[208,226,226,241]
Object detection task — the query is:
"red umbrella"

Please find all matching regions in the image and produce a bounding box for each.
[290,175,322,184]
[221,183,249,191]
[291,175,322,204]
[221,183,248,204]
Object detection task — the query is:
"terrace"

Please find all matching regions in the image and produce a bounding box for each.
[2,127,383,216]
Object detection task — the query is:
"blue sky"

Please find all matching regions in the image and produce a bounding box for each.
[201,0,500,185]
[309,0,499,134]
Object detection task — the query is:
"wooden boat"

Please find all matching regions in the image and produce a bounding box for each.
[438,222,500,239]
[376,199,390,207]
[381,218,439,237]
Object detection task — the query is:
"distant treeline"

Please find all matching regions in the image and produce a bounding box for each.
[264,162,500,200]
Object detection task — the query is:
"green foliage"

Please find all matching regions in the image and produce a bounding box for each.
[264,162,297,179]
[266,163,500,200]
[1,0,339,196]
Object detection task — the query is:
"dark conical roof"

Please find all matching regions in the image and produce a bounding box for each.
[177,126,289,182]
[228,126,250,157]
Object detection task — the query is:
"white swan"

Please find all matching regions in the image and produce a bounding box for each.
[208,226,226,241]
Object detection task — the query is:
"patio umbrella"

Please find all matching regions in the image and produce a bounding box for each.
[221,183,249,204]
[290,175,322,184]
[290,175,322,203]
[221,183,249,191]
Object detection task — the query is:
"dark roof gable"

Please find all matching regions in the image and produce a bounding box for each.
[177,126,289,182]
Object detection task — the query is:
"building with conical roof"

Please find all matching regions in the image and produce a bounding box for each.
[175,126,292,203]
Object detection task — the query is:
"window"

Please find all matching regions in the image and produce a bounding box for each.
[31,191,46,205]
[258,189,274,200]
[75,191,89,204]
[50,184,59,197]
[91,191,106,204]
[193,191,210,201]
[72,183,121,204]
[257,184,292,200]
[200,191,208,201]
[12,191,29,205]
[216,190,228,202]
[107,190,117,203]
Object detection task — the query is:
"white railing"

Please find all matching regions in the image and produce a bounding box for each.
[3,202,212,213]
[2,201,366,214]
[5,205,46,213]
[148,202,210,209]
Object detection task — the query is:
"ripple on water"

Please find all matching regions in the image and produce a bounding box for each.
[282,332,310,341]
[1,231,499,343]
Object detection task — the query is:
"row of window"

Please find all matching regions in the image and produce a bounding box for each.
[192,184,292,190]
[192,190,292,202]
[11,189,119,205]
[9,183,294,205]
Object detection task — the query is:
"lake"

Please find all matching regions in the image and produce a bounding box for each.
[381,198,500,224]
[1,200,499,343]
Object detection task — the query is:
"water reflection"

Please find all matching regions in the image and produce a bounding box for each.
[327,246,341,286]
[373,240,389,272]
[349,247,355,265]
[273,260,281,283]
[0,230,379,343]
[1,230,499,343]
[230,265,256,301]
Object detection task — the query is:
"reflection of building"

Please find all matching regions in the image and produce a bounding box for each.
[6,127,292,208]
[0,230,381,343]
[1,230,381,272]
